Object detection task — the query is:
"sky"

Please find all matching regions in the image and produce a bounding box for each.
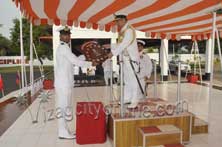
[0,0,19,39]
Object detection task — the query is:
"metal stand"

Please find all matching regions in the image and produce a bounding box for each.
[19,11,25,94]
[110,59,114,102]
[176,61,181,113]
[33,91,51,123]
[30,23,34,96]
[153,60,157,98]
[208,12,216,128]
[33,43,44,77]
[185,41,203,83]
[120,54,124,117]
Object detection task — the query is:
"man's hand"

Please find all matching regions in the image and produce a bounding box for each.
[107,52,113,59]
[144,76,149,82]
[92,61,98,66]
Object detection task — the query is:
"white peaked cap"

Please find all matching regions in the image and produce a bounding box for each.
[56,26,72,32]
[137,40,145,45]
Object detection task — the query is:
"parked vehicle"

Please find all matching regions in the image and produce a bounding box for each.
[169,60,191,74]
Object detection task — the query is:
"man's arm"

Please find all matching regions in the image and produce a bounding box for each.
[111,29,134,56]
[77,55,86,61]
[63,46,92,67]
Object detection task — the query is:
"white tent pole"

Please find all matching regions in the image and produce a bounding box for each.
[24,59,28,88]
[19,10,25,93]
[160,39,171,81]
[163,40,172,81]
[176,61,181,113]
[110,59,113,102]
[30,23,34,96]
[208,12,216,127]
[120,54,124,117]
[153,60,157,98]
[194,42,197,75]
[216,28,222,74]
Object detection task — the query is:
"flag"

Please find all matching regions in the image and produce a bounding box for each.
[16,71,20,86]
[0,74,4,91]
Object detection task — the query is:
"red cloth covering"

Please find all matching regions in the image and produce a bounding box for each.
[43,79,54,89]
[165,143,184,147]
[140,126,161,134]
[187,74,199,83]
[76,102,106,144]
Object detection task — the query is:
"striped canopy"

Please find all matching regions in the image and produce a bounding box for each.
[14,0,222,40]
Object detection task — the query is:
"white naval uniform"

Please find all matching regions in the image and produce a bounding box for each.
[111,23,140,103]
[138,52,153,99]
[54,41,92,137]
[102,59,112,85]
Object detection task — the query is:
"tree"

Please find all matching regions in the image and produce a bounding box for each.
[0,34,12,56]
[10,18,53,59]
[0,24,12,56]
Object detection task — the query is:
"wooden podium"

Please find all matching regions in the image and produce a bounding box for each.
[107,98,192,147]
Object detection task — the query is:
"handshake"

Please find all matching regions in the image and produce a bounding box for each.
[81,41,113,66]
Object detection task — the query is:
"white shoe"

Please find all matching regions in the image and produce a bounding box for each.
[59,133,76,139]
[127,102,138,109]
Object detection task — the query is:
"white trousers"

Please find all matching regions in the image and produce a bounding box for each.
[55,87,73,136]
[137,78,146,99]
[123,57,139,103]
[104,71,112,85]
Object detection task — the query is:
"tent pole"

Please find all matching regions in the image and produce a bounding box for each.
[163,40,172,81]
[110,59,113,102]
[194,42,197,75]
[176,61,181,113]
[153,60,157,98]
[19,10,25,94]
[208,12,216,129]
[160,39,171,81]
[30,23,34,96]
[120,54,124,117]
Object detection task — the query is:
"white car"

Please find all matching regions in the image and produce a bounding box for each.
[169,61,191,74]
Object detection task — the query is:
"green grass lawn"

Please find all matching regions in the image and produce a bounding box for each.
[0,66,53,73]
[0,66,54,79]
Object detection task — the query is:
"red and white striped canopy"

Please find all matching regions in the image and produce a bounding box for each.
[14,0,222,40]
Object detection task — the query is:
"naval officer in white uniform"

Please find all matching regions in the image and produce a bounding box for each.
[137,40,153,99]
[54,26,96,139]
[102,58,112,85]
[105,15,140,108]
